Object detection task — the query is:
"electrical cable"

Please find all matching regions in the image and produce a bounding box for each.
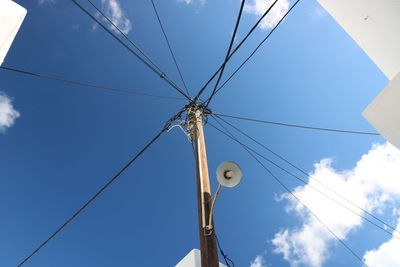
[203,0,246,108]
[17,109,185,266]
[71,0,191,101]
[214,114,400,239]
[214,0,301,96]
[214,113,310,175]
[150,0,190,97]
[250,156,368,266]
[226,0,279,60]
[208,119,369,267]
[86,0,168,79]
[209,117,400,240]
[0,66,185,100]
[214,112,380,135]
[194,0,279,101]
[215,232,235,267]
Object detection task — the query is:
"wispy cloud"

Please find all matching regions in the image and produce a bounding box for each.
[244,0,289,30]
[100,0,132,34]
[250,255,266,267]
[271,143,400,267]
[70,24,80,31]
[310,6,326,21]
[38,0,55,5]
[0,92,20,132]
[177,0,205,6]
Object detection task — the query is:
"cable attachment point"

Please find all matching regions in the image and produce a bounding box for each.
[183,102,212,140]
[164,109,184,130]
[203,105,212,115]
[184,102,211,117]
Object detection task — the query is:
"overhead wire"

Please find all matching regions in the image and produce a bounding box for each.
[0,66,185,100]
[214,0,301,96]
[214,113,311,174]
[215,232,235,267]
[222,0,279,65]
[17,109,185,266]
[214,112,380,135]
[70,0,191,101]
[150,0,191,97]
[86,0,168,78]
[194,0,280,101]
[208,117,369,267]
[202,0,246,108]
[211,114,400,240]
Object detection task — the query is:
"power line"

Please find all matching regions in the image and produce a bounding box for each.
[215,0,301,96]
[212,115,400,240]
[150,0,191,97]
[208,118,368,267]
[71,0,191,101]
[75,0,188,99]
[226,0,279,59]
[194,0,280,101]
[203,0,279,104]
[215,232,234,267]
[214,113,309,175]
[86,0,168,78]
[17,110,185,266]
[214,112,380,135]
[0,66,185,100]
[203,0,246,108]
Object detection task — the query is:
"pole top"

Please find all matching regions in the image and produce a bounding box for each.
[184,102,212,116]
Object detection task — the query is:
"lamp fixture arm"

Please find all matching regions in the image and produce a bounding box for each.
[206,184,222,231]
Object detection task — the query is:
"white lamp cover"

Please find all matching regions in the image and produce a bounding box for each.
[316,0,400,80]
[363,72,400,149]
[216,161,242,188]
[0,0,27,66]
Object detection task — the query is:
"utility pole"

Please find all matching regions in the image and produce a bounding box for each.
[188,104,219,267]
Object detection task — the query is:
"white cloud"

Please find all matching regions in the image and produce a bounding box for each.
[38,0,55,5]
[364,219,400,267]
[0,92,20,132]
[177,0,205,6]
[250,255,266,267]
[101,0,132,34]
[244,0,289,29]
[271,143,400,267]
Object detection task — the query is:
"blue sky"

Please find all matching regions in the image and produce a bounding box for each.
[1,0,400,266]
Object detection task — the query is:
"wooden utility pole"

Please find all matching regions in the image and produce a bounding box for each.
[188,106,219,267]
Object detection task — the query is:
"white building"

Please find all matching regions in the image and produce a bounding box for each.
[0,0,27,66]
[175,249,227,267]
[317,0,400,149]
